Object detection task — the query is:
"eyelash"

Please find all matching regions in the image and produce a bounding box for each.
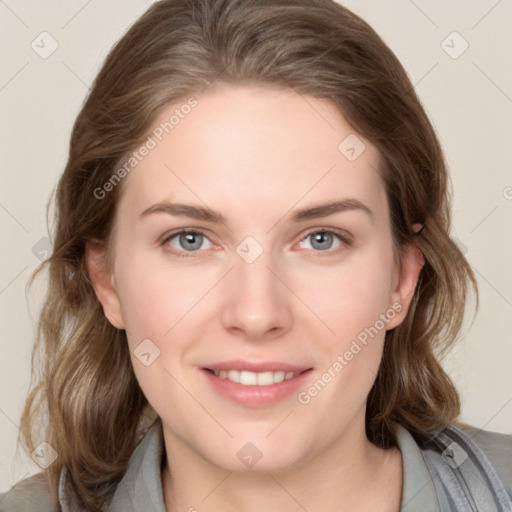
[160,227,352,259]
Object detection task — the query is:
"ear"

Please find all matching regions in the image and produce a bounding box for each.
[85,241,125,330]
[386,224,425,330]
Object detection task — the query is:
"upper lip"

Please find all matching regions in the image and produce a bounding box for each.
[203,360,312,373]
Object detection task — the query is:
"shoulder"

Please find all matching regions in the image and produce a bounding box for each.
[460,425,512,496]
[0,472,58,512]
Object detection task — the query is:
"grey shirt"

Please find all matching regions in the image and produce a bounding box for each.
[1,421,511,511]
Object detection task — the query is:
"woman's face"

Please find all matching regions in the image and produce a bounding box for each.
[89,85,421,471]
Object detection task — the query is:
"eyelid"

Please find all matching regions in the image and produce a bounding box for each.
[298,226,352,244]
[160,227,210,244]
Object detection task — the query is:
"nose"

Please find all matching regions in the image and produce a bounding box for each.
[221,249,293,341]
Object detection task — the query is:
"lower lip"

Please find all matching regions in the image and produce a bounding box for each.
[201,368,313,407]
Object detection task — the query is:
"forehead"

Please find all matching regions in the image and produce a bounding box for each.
[117,85,387,225]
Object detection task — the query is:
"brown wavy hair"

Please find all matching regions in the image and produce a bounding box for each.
[19,0,477,510]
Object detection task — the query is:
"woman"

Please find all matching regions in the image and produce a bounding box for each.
[2,0,511,511]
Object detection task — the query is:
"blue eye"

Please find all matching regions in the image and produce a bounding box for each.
[164,229,213,254]
[299,230,346,252]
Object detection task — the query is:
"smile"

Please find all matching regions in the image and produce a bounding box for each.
[201,364,313,407]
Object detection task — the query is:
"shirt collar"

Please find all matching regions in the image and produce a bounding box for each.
[393,422,440,511]
[107,420,167,511]
[59,420,439,511]
[58,420,167,512]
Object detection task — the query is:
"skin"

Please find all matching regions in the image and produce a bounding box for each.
[87,84,423,512]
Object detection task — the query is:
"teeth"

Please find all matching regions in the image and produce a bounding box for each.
[212,369,301,386]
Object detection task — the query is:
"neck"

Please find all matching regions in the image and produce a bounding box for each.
[161,418,403,512]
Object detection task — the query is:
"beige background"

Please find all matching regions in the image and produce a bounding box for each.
[1,0,511,491]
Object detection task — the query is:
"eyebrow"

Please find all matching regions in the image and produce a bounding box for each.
[139,199,373,224]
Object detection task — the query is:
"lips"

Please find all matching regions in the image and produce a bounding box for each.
[201,360,313,407]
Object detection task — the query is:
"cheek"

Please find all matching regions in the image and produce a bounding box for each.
[293,262,393,425]
[115,249,216,342]
[305,254,395,343]
[298,250,395,396]
[114,251,219,405]
[114,255,202,419]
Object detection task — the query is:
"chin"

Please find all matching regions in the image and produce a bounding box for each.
[195,430,310,473]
